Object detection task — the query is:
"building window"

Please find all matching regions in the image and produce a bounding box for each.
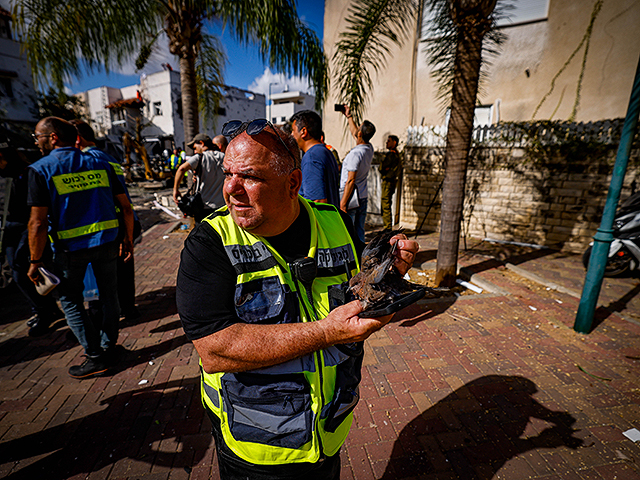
[498,0,549,27]
[272,117,277,123]
[111,108,125,123]
[216,107,226,116]
[445,104,493,127]
[153,101,162,116]
[0,78,13,98]
[0,18,11,40]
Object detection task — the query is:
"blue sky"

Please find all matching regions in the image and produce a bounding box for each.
[63,1,325,98]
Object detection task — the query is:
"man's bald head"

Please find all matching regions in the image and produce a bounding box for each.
[213,135,228,153]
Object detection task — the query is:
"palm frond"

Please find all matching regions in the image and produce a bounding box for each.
[332,0,419,124]
[217,0,328,110]
[196,33,227,129]
[422,0,509,110]
[13,0,162,90]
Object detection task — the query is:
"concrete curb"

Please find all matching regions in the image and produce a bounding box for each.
[505,262,581,298]
[458,266,511,296]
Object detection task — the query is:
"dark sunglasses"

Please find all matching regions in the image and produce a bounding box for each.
[222,119,298,167]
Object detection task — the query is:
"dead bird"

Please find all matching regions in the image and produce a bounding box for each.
[349,229,450,311]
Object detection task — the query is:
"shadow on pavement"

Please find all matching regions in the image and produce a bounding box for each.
[0,282,33,325]
[0,286,178,369]
[0,324,78,367]
[592,282,640,331]
[460,247,557,277]
[393,298,457,328]
[128,286,178,325]
[381,375,583,479]
[0,378,211,480]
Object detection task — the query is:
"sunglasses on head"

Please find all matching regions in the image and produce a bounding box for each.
[222,119,298,167]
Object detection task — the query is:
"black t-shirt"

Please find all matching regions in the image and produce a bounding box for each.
[177,204,363,341]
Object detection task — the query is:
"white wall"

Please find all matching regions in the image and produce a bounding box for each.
[140,70,182,147]
[268,91,316,124]
[206,86,266,136]
[0,25,38,123]
[78,72,266,150]
[79,86,122,136]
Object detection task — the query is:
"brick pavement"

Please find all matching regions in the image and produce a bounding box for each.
[1,222,639,480]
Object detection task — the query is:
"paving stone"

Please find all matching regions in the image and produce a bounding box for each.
[2,225,640,479]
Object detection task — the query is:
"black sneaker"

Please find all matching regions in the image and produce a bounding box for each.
[68,357,109,379]
[26,314,40,328]
[28,317,52,337]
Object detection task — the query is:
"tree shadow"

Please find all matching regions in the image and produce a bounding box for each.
[591,282,640,331]
[0,378,212,480]
[460,246,557,277]
[381,375,583,479]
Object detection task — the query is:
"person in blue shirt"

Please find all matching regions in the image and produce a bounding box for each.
[28,117,134,379]
[72,119,142,322]
[290,110,340,210]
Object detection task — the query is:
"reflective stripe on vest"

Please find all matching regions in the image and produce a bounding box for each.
[109,161,124,177]
[199,197,361,465]
[56,219,120,240]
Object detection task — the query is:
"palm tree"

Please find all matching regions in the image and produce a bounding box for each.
[333,0,505,287]
[13,0,327,146]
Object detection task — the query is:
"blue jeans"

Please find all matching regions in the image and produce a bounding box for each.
[347,197,368,244]
[55,242,120,357]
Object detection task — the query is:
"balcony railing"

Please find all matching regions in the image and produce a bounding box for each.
[406,119,628,148]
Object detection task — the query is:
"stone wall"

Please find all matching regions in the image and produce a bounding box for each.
[396,144,640,253]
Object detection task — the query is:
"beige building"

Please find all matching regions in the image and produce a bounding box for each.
[323,0,640,155]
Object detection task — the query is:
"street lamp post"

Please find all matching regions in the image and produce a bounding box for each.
[268,82,279,122]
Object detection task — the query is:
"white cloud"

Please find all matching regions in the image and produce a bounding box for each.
[248,67,313,97]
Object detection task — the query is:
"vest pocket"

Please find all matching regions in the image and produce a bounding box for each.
[234,277,285,323]
[221,372,312,449]
[321,351,364,433]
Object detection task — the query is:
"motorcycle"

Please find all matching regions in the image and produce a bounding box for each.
[582,191,640,277]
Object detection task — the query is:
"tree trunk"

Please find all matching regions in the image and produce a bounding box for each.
[179,53,199,153]
[435,25,485,287]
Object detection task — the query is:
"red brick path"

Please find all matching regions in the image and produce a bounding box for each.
[1,223,639,479]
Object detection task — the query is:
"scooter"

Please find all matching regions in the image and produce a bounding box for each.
[582,191,640,277]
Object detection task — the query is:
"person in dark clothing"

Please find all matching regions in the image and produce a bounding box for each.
[28,117,134,379]
[72,119,142,322]
[176,119,419,479]
[0,134,63,336]
[380,134,402,230]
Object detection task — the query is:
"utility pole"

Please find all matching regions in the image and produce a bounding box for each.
[574,55,640,333]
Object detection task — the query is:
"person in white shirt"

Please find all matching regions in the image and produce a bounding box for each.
[173,133,225,222]
[338,105,376,243]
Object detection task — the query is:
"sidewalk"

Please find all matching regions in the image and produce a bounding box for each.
[1,222,639,480]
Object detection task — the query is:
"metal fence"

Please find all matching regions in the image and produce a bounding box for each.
[406,119,628,148]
